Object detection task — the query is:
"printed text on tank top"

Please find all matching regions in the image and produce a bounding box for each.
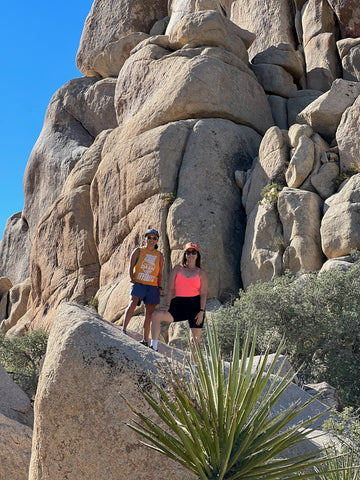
[175,266,201,297]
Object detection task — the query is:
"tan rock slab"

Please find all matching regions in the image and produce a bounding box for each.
[28,185,100,331]
[241,203,283,289]
[28,303,195,480]
[0,278,31,333]
[296,79,360,142]
[304,33,341,92]
[168,10,253,64]
[0,365,33,427]
[251,63,297,98]
[285,135,315,188]
[301,0,336,47]
[337,95,360,172]
[287,89,323,126]
[0,213,31,285]
[245,127,290,215]
[321,174,360,258]
[0,412,32,480]
[229,0,296,60]
[252,43,304,79]
[92,32,149,78]
[310,162,339,200]
[327,0,360,38]
[76,0,168,76]
[278,188,324,274]
[115,42,273,138]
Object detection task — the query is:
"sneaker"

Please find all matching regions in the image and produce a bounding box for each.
[140,340,149,347]
[149,345,158,351]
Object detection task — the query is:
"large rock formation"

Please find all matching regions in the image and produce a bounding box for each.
[0,366,33,480]
[29,303,195,480]
[0,0,360,335]
[29,303,330,480]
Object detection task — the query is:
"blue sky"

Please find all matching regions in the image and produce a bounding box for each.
[0,1,94,239]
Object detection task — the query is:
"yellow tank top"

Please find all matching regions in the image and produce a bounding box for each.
[133,247,161,286]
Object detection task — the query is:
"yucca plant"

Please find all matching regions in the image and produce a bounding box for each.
[315,448,360,480]
[125,324,349,479]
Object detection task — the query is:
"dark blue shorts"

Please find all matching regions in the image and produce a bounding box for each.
[169,295,204,329]
[130,282,160,305]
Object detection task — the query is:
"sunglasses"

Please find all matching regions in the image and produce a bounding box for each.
[146,236,158,241]
[185,250,198,255]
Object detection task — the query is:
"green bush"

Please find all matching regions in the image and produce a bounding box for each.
[0,329,49,400]
[211,263,360,407]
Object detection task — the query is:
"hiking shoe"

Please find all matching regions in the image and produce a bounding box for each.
[140,340,149,347]
[149,345,158,351]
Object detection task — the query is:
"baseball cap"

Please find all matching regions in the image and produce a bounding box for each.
[184,242,199,251]
[145,228,159,238]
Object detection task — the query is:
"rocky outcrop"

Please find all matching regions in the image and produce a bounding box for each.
[76,0,168,76]
[28,303,195,480]
[0,365,33,427]
[0,367,33,480]
[0,213,31,285]
[0,278,31,333]
[2,0,360,332]
[321,174,360,258]
[22,77,117,237]
[0,413,33,480]
[29,303,330,480]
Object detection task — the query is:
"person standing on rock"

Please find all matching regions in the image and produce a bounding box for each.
[123,229,164,347]
[150,242,208,354]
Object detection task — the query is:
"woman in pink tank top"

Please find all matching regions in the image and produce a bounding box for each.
[150,242,208,354]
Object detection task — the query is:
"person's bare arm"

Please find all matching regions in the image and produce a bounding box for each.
[128,247,140,283]
[195,269,208,325]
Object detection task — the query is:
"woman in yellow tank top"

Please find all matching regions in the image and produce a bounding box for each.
[123,229,164,346]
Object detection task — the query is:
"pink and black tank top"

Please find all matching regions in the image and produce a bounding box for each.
[175,266,201,297]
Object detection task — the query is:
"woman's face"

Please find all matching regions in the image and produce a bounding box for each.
[185,249,198,264]
[145,235,158,249]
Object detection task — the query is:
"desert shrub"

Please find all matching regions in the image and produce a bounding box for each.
[0,328,49,399]
[211,263,360,407]
[323,407,360,457]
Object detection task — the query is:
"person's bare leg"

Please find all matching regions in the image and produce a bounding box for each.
[190,328,202,365]
[123,296,139,331]
[150,310,174,350]
[143,303,156,342]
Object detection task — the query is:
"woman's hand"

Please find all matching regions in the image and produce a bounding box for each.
[195,310,205,325]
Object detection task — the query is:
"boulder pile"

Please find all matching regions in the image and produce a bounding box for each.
[0,0,358,334]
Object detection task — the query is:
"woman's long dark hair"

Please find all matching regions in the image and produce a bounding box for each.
[182,250,201,268]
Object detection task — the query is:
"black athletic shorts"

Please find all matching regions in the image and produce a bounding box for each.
[169,295,205,329]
